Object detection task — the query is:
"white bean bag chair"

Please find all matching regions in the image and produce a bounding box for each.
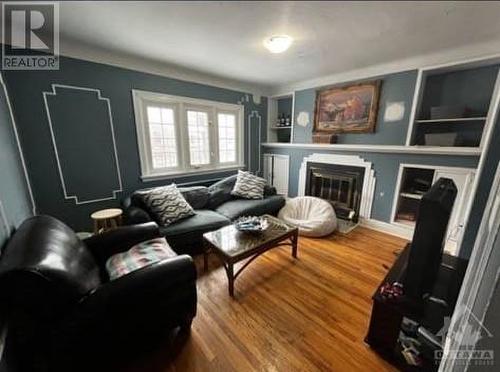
[278,196,337,237]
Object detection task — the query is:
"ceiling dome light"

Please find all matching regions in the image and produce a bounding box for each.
[263,35,293,54]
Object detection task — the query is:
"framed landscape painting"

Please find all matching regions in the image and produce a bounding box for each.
[314,80,381,133]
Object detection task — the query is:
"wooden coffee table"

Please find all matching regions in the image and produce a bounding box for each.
[203,215,298,297]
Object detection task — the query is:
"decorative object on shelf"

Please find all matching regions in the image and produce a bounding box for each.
[296,111,310,127]
[384,101,405,122]
[314,80,381,134]
[234,216,269,234]
[285,115,291,126]
[280,113,286,126]
[312,133,337,144]
[430,105,466,120]
[396,212,416,222]
[424,132,458,146]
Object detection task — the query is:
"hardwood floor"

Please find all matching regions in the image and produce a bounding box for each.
[127,227,407,372]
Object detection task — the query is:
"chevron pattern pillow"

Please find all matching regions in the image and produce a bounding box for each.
[231,170,267,199]
[139,184,195,226]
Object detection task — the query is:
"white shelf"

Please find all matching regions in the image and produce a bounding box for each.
[262,142,482,156]
[400,192,423,200]
[394,219,416,227]
[416,117,487,124]
[269,126,292,130]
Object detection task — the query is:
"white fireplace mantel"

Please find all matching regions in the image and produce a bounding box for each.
[298,153,376,219]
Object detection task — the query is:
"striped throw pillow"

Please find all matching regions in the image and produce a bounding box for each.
[231,170,267,200]
[106,237,176,280]
[138,184,195,226]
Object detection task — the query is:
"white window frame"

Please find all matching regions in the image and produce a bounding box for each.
[132,90,245,181]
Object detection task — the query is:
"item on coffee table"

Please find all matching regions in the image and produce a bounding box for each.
[234,216,269,234]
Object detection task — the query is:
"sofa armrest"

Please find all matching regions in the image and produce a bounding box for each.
[123,206,153,225]
[52,255,197,364]
[83,222,160,263]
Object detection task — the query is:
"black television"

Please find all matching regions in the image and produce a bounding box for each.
[403,177,457,299]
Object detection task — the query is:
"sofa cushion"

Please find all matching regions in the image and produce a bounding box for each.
[177,186,209,209]
[206,174,277,209]
[231,170,267,200]
[105,237,176,280]
[206,175,238,209]
[160,209,230,239]
[136,184,195,226]
[215,195,286,221]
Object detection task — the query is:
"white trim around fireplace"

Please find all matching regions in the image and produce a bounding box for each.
[298,153,376,219]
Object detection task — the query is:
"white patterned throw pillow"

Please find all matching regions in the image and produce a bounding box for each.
[139,184,195,226]
[231,170,267,200]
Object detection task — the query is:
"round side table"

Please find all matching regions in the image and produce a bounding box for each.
[91,208,123,234]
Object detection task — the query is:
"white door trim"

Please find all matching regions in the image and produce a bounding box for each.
[440,164,500,371]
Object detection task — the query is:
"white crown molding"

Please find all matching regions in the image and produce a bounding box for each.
[262,142,482,156]
[59,38,272,97]
[0,73,37,215]
[271,39,500,95]
[42,84,124,205]
[297,153,376,219]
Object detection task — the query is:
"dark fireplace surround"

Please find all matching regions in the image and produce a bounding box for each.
[305,162,365,222]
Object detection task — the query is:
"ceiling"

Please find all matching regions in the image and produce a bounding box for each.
[56,1,500,91]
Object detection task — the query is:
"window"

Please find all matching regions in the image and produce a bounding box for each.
[146,106,178,169]
[218,113,237,163]
[187,110,210,166]
[133,90,244,179]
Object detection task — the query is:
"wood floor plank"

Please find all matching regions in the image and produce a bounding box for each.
[129,227,407,372]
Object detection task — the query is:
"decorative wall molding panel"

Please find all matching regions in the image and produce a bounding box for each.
[298,153,376,219]
[248,110,262,175]
[0,73,36,214]
[43,84,123,205]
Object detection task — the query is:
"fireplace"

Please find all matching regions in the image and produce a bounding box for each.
[305,162,365,222]
[298,153,376,222]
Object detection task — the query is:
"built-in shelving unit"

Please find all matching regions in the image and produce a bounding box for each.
[391,164,476,255]
[393,167,434,226]
[267,93,294,143]
[407,61,499,149]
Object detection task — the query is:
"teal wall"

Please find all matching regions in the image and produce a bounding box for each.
[0,76,32,251]
[3,56,267,231]
[292,70,418,144]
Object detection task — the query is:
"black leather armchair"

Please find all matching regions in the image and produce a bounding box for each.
[0,215,197,372]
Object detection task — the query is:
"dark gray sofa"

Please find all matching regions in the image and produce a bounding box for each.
[122,175,285,255]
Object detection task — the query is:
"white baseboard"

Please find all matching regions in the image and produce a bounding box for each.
[360,218,414,240]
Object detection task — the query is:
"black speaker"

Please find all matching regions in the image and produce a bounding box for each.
[404,178,457,299]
